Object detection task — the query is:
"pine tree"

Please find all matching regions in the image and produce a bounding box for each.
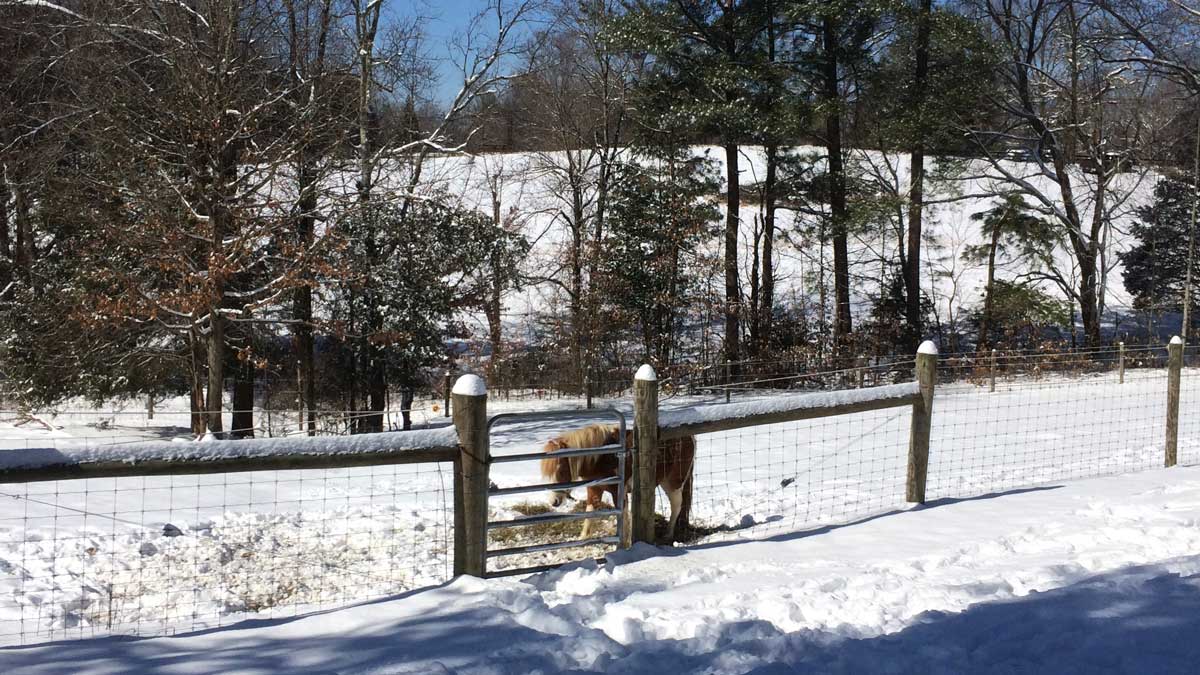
[1120,178,1200,333]
[963,195,1059,349]
[611,0,773,373]
[598,150,721,367]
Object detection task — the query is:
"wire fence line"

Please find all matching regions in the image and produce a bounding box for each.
[657,342,1196,545]
[0,341,1196,646]
[0,432,459,647]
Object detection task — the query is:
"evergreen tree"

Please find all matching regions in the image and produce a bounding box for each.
[963,195,1059,349]
[598,151,721,367]
[610,0,773,372]
[1119,178,1200,331]
[330,195,517,430]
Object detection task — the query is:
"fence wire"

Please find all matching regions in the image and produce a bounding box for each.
[652,345,1194,546]
[663,407,911,543]
[2,343,1197,646]
[927,371,1169,500]
[0,463,453,647]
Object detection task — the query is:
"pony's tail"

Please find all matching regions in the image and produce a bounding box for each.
[540,439,566,480]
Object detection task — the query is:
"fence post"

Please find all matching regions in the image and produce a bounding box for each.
[633,364,659,544]
[857,356,866,388]
[452,374,488,577]
[989,349,997,393]
[443,371,452,418]
[725,359,732,404]
[585,366,593,410]
[907,341,937,503]
[1119,341,1126,384]
[1166,336,1182,468]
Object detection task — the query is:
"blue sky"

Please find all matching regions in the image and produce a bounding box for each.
[402,0,515,103]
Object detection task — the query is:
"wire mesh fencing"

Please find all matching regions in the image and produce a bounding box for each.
[665,407,911,543]
[0,462,453,647]
[646,343,1196,548]
[927,370,1169,500]
[2,342,1197,647]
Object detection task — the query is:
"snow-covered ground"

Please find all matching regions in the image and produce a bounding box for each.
[6,463,1200,674]
[0,364,1196,651]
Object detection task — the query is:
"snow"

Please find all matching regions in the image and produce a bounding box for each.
[918,340,938,355]
[634,364,657,382]
[658,382,920,431]
[1172,335,1184,345]
[406,146,1153,332]
[7,465,1200,673]
[1,367,1196,652]
[452,374,487,397]
[0,427,459,473]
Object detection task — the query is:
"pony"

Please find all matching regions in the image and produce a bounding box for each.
[540,423,695,542]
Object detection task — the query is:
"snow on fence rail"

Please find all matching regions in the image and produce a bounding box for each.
[657,382,922,439]
[0,427,459,483]
[0,338,1195,647]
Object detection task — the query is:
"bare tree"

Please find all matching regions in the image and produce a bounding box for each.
[965,0,1152,345]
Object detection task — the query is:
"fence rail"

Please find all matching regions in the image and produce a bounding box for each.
[0,429,459,484]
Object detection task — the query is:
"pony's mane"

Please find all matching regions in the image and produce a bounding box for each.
[539,424,618,481]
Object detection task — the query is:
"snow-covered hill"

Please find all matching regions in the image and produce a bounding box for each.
[405,146,1156,339]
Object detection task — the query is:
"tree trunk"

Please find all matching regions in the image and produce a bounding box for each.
[487,195,504,375]
[748,214,762,354]
[362,341,385,434]
[231,358,255,439]
[206,311,224,435]
[572,173,589,386]
[823,16,852,350]
[0,177,10,263]
[13,185,30,279]
[400,387,415,431]
[189,328,205,436]
[762,144,778,355]
[979,225,1002,350]
[723,142,741,374]
[905,0,932,352]
[295,161,317,436]
[1078,256,1101,346]
[354,0,384,434]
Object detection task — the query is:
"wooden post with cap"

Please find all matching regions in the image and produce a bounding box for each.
[907,341,937,503]
[1166,336,1183,468]
[452,374,488,576]
[633,364,659,544]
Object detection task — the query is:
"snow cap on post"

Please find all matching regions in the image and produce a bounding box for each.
[635,364,657,381]
[1171,335,1183,346]
[917,340,938,356]
[452,373,487,396]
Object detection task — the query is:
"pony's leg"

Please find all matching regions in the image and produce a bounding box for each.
[666,487,684,543]
[581,486,600,540]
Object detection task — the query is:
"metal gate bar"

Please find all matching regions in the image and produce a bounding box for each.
[484,408,628,577]
[488,475,621,498]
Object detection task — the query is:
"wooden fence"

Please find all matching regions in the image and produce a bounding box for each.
[0,337,1188,581]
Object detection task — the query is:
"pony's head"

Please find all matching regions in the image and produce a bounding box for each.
[540,438,573,507]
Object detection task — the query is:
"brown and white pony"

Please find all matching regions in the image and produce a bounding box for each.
[539,424,695,542]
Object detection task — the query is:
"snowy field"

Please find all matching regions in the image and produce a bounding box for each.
[1,365,1198,649]
[415,146,1152,335]
[6,463,1200,673]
